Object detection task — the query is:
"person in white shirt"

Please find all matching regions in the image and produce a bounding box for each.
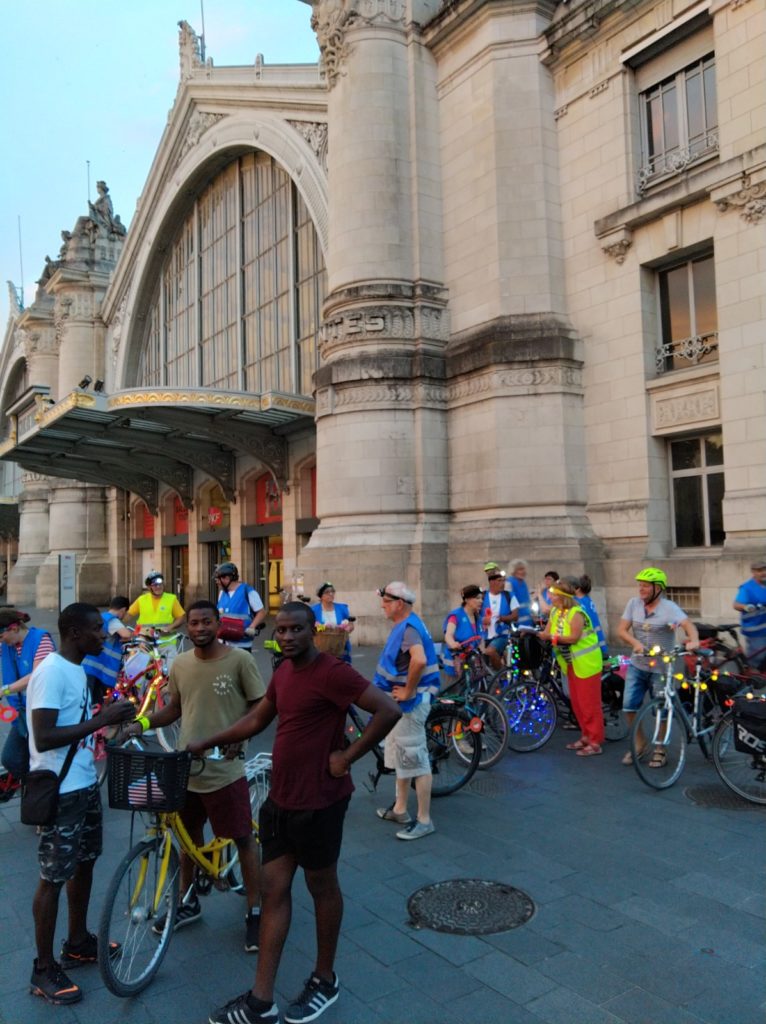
[27,603,135,1006]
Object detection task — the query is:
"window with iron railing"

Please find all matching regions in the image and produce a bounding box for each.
[638,54,718,194]
[656,253,717,374]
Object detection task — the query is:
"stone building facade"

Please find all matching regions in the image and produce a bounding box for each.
[0,0,764,641]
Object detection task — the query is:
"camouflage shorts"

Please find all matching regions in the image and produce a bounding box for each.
[38,785,103,885]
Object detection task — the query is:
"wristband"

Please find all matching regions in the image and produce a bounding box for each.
[551,635,557,646]
[136,715,151,733]
[1,684,10,697]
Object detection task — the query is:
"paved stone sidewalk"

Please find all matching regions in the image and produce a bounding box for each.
[0,613,764,1024]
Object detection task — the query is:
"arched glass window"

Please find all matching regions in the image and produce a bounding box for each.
[136,151,326,396]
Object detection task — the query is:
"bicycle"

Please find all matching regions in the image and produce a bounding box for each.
[489,629,558,752]
[629,645,719,789]
[711,693,766,805]
[441,639,510,769]
[98,745,269,997]
[110,630,183,753]
[346,697,484,797]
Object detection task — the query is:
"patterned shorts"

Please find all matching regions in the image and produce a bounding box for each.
[38,785,103,885]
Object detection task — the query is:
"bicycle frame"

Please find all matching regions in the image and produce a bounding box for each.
[647,648,714,749]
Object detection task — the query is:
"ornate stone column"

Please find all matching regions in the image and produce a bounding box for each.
[304,0,449,640]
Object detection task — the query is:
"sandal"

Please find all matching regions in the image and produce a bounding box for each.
[648,748,667,769]
[621,751,634,766]
[566,740,588,750]
[576,744,603,757]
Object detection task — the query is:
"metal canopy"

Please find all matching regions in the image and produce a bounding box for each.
[0,387,314,513]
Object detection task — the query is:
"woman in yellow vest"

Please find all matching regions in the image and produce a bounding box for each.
[540,577,605,756]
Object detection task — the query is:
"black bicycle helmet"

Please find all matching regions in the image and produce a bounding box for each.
[145,571,164,587]
[215,562,239,580]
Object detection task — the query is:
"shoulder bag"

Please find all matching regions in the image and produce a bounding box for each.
[20,703,88,826]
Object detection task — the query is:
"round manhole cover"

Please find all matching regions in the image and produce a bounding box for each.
[684,785,765,810]
[407,878,535,935]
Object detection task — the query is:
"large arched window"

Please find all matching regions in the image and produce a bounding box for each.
[136,151,326,397]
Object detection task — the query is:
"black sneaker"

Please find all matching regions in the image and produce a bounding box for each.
[30,959,82,1005]
[209,991,280,1024]
[284,973,339,1023]
[152,896,201,935]
[245,909,260,952]
[60,931,120,969]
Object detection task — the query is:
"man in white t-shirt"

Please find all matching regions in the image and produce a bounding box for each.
[480,572,520,670]
[26,603,136,1006]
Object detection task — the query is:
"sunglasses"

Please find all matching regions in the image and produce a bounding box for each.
[378,588,411,604]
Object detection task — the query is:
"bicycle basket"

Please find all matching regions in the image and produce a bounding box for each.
[731,696,766,756]
[107,747,191,812]
[314,627,347,657]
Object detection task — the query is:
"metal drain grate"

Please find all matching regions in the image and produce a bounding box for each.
[684,785,765,810]
[407,879,535,935]
[465,773,531,797]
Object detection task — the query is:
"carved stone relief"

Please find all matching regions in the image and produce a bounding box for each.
[310,0,406,87]
[652,387,719,433]
[319,302,448,359]
[53,296,73,348]
[714,175,766,224]
[178,112,227,163]
[287,120,328,172]
[448,365,583,407]
[111,293,128,366]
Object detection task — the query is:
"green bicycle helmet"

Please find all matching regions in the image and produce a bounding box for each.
[635,567,667,589]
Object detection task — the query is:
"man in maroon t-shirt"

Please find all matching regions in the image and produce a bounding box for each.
[189,602,400,1024]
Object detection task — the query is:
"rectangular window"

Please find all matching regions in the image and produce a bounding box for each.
[656,252,717,374]
[669,433,724,548]
[666,587,701,618]
[638,54,717,193]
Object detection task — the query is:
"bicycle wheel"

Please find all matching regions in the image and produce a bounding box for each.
[155,684,182,753]
[502,682,557,752]
[463,693,509,769]
[98,835,179,997]
[426,705,480,796]
[712,715,766,805]
[631,699,687,789]
[248,765,272,827]
[602,704,628,742]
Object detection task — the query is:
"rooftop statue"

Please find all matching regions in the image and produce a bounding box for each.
[88,181,126,238]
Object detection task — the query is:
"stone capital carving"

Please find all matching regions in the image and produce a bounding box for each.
[310,0,406,87]
[287,120,328,172]
[714,175,766,224]
[178,111,227,163]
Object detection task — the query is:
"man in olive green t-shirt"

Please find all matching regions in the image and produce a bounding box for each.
[126,600,265,952]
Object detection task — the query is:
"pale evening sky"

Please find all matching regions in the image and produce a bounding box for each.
[0,0,319,328]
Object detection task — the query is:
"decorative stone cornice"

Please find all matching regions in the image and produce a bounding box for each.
[448,364,583,407]
[714,174,766,224]
[310,0,406,88]
[178,111,227,164]
[315,378,446,418]
[287,120,328,172]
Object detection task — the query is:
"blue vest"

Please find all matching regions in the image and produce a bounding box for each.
[311,601,352,663]
[373,612,441,711]
[510,577,532,626]
[480,590,514,639]
[217,582,258,621]
[2,627,54,738]
[82,612,123,689]
[441,606,481,676]
[737,579,766,643]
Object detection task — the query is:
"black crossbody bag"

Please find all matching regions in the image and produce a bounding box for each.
[20,702,88,826]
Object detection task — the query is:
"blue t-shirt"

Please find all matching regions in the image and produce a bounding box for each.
[735,578,766,645]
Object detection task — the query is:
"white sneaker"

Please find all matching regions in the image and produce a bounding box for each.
[396,820,435,840]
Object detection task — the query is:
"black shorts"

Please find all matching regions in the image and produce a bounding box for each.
[259,795,350,871]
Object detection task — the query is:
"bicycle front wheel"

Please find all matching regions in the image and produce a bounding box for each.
[98,835,180,997]
[427,705,480,796]
[465,693,509,769]
[631,699,687,789]
[502,682,558,752]
[713,714,766,805]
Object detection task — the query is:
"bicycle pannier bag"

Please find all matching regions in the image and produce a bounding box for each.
[20,770,62,826]
[732,696,766,756]
[217,615,245,642]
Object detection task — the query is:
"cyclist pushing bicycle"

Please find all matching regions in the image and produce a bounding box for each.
[123,599,265,953]
[616,568,699,767]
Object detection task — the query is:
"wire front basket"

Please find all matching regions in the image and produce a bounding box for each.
[107,746,191,812]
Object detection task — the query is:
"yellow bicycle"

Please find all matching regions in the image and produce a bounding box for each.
[97,746,271,997]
